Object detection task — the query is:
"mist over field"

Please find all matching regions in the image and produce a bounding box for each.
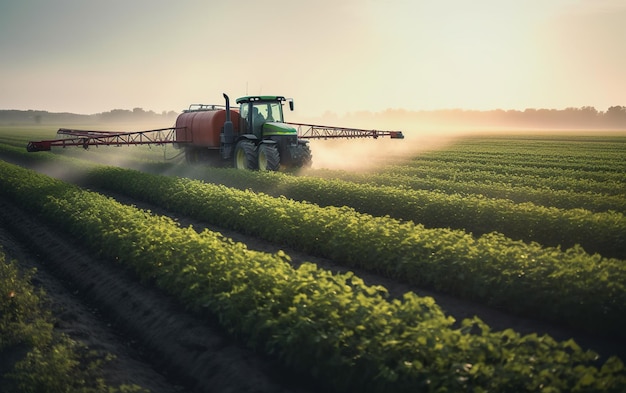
[305,132,458,171]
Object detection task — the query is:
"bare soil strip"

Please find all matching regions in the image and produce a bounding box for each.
[0,197,313,393]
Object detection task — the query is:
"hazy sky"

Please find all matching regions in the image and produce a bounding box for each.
[1,0,624,117]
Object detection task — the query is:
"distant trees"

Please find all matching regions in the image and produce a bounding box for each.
[502,106,624,129]
[2,106,625,129]
[0,108,180,125]
[0,110,90,125]
[605,106,626,127]
[338,106,626,130]
[97,108,178,123]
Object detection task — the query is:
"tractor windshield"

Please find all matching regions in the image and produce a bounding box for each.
[253,102,284,123]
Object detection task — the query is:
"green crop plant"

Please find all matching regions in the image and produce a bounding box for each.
[82,166,626,339]
[1,161,625,392]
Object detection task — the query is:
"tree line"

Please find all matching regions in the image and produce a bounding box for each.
[338,105,626,130]
[2,105,626,129]
[0,108,179,125]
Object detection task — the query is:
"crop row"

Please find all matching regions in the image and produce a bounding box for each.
[6,140,624,258]
[413,149,625,175]
[2,141,624,334]
[380,163,626,195]
[409,136,626,174]
[1,160,625,392]
[0,249,146,392]
[302,169,626,213]
[81,166,626,340]
[5,130,624,196]
[146,165,626,260]
[424,153,624,172]
[2,141,625,260]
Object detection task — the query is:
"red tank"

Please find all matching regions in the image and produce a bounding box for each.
[175,109,240,148]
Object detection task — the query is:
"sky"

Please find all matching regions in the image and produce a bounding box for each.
[1,0,625,118]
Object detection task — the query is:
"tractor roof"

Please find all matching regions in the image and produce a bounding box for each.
[236,95,286,104]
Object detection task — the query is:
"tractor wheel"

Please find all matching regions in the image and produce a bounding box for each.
[257,143,280,171]
[234,140,257,170]
[298,144,313,168]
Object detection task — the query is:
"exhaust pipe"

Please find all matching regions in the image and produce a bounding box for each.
[221,93,234,159]
[223,93,231,121]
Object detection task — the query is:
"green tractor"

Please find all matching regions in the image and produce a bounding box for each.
[224,95,312,171]
[27,93,403,169]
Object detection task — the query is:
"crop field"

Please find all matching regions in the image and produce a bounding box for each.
[1,124,625,392]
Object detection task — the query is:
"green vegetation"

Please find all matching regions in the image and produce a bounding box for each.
[2,127,626,391]
[0,161,624,392]
[0,250,147,393]
[82,166,626,338]
[3,134,625,337]
[151,167,625,258]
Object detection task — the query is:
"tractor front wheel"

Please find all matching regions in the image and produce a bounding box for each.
[234,140,257,170]
[258,143,280,171]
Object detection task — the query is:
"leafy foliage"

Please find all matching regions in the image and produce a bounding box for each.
[81,166,626,339]
[1,161,625,392]
[0,250,147,393]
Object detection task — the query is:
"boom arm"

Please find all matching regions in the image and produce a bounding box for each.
[288,122,404,140]
[26,127,186,152]
[26,122,403,153]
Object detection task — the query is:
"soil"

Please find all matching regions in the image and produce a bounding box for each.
[0,158,624,392]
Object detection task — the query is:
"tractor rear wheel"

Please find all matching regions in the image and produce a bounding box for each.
[298,144,313,168]
[234,140,257,170]
[257,143,280,171]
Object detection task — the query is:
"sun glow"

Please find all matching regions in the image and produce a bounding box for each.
[0,0,623,117]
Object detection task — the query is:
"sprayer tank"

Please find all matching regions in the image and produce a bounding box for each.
[175,109,240,148]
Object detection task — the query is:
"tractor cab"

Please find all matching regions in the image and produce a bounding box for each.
[236,95,294,137]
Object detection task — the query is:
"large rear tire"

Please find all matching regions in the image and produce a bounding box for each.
[233,140,257,170]
[298,144,313,168]
[257,143,280,171]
